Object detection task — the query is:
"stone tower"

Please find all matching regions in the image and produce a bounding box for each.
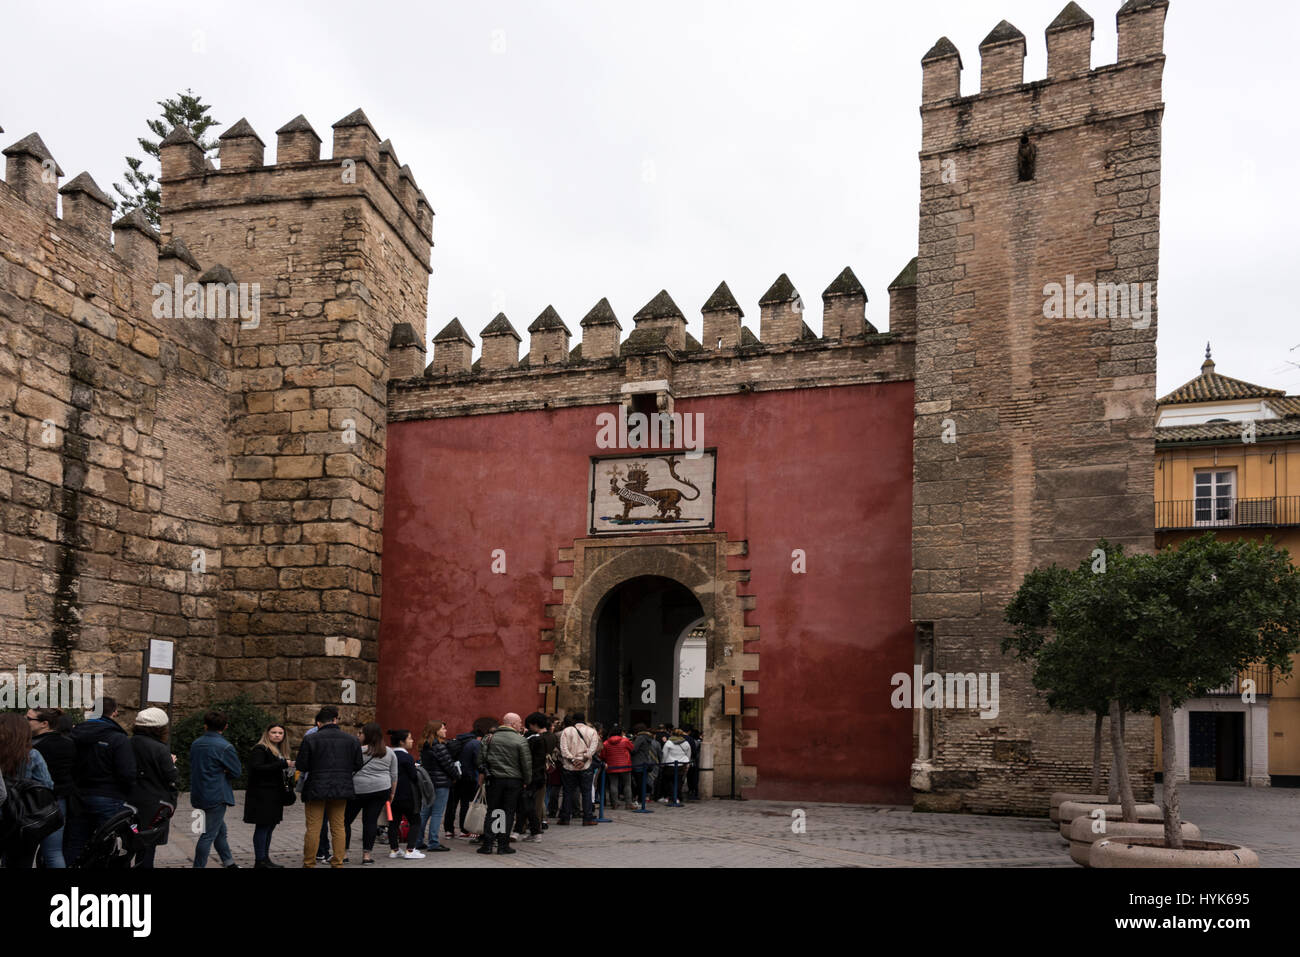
[159,109,433,729]
[910,0,1166,812]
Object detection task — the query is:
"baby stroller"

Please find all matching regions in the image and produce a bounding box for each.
[73,800,175,869]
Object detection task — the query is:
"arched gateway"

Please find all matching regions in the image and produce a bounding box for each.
[543,534,754,797]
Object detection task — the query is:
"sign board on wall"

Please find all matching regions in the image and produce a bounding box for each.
[589,450,716,535]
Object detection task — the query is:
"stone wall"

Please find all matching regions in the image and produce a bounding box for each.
[909,1,1166,813]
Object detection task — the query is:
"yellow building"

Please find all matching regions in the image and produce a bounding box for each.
[1153,347,1300,785]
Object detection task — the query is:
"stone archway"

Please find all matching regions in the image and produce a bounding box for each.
[538,532,756,796]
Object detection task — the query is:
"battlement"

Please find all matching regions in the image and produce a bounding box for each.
[417,265,908,384]
[390,264,915,422]
[921,2,1167,154]
[160,109,433,267]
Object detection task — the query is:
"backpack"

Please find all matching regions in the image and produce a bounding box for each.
[1,774,64,847]
[445,736,466,761]
[413,763,436,807]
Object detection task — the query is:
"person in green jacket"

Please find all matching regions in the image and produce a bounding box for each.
[476,713,531,856]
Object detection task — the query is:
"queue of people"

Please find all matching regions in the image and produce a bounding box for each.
[0,696,704,868]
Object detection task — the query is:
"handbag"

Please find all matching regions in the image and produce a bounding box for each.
[462,782,488,835]
[281,768,297,807]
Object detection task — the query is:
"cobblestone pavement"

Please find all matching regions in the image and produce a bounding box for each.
[151,782,1298,868]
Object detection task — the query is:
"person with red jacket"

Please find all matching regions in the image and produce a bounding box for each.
[600,726,634,809]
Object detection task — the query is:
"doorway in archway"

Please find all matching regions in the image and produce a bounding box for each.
[592,575,705,731]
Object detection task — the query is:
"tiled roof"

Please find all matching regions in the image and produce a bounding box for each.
[1157,356,1285,405]
[1155,419,1300,444]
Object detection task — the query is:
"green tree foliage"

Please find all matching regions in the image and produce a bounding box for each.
[172,694,274,792]
[1006,534,1300,847]
[113,89,220,227]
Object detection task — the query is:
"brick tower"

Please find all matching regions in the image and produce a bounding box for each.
[910,0,1166,812]
[159,109,433,729]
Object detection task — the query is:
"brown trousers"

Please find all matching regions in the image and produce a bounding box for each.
[303,799,347,868]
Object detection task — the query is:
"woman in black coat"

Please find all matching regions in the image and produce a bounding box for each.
[129,708,179,869]
[245,723,294,868]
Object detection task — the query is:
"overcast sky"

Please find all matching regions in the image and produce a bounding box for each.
[3,0,1297,397]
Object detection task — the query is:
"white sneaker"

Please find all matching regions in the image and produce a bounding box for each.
[389,850,402,858]
[404,849,426,859]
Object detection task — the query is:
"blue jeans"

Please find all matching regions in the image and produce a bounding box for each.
[253,822,276,862]
[193,803,234,868]
[419,787,451,848]
[62,794,124,866]
[40,798,67,868]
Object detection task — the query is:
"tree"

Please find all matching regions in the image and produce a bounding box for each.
[113,89,220,227]
[1007,535,1300,848]
[1131,534,1300,847]
[1005,544,1156,819]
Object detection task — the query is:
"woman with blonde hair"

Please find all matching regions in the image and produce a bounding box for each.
[416,720,458,852]
[244,723,295,868]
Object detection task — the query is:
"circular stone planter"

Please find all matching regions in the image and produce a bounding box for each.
[1091,837,1259,868]
[1066,817,1201,867]
[1049,792,1109,824]
[1058,802,1163,843]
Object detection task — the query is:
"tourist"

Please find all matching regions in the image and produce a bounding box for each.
[417,720,457,852]
[0,712,55,868]
[558,711,599,826]
[477,713,531,855]
[299,715,334,863]
[444,716,491,839]
[601,725,634,809]
[687,726,703,799]
[344,722,397,865]
[543,715,563,819]
[661,728,692,803]
[630,723,659,810]
[189,710,242,868]
[519,713,549,840]
[64,696,136,866]
[27,707,76,868]
[387,729,424,859]
[245,722,294,869]
[129,708,178,869]
[296,705,363,868]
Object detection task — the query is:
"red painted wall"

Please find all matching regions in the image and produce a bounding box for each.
[379,382,914,803]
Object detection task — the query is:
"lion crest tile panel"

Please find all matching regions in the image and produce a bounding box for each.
[591,452,716,533]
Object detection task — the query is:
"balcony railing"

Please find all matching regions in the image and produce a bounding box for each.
[1155,496,1300,531]
[1206,663,1275,697]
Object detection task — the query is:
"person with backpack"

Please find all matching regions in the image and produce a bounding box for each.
[343,722,396,865]
[417,720,458,852]
[129,708,178,869]
[386,729,424,859]
[444,717,492,839]
[0,712,58,868]
[476,713,531,855]
[244,723,294,869]
[558,711,599,826]
[600,725,634,809]
[296,705,363,868]
[27,707,77,868]
[190,710,242,868]
[63,696,136,865]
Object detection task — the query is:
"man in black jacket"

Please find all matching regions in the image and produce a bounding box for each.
[63,697,136,866]
[27,707,78,867]
[295,706,363,868]
[519,713,549,841]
